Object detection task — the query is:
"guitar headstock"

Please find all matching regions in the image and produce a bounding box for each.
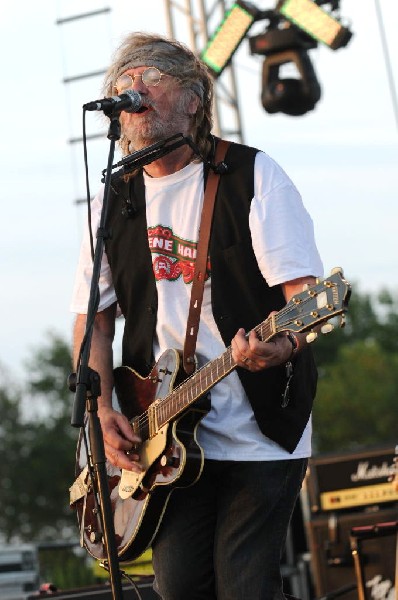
[275,267,351,339]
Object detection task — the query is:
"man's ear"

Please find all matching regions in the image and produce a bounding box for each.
[187,93,200,116]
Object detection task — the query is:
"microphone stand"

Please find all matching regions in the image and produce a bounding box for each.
[71,117,198,599]
[71,111,125,600]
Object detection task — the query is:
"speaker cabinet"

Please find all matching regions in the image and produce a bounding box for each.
[351,520,397,600]
[307,507,397,600]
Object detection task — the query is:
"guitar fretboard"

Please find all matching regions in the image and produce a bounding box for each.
[154,317,275,430]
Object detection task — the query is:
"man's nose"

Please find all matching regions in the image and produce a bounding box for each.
[131,75,148,93]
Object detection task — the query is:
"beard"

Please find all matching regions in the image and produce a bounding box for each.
[125,114,176,149]
[121,94,195,152]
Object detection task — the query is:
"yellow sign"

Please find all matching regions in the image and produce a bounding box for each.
[320,482,398,511]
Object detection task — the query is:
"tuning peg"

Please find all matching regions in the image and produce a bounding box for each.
[331,267,343,275]
[302,283,310,291]
[306,331,318,343]
[321,323,334,335]
[339,315,346,328]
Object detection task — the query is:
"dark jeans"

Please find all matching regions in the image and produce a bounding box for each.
[152,457,308,600]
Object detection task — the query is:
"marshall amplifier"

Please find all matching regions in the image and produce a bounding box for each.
[305,445,398,513]
[306,506,397,600]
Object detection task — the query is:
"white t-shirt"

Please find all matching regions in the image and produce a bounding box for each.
[70,151,323,460]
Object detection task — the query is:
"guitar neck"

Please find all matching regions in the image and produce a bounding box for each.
[154,318,275,429]
[156,347,234,428]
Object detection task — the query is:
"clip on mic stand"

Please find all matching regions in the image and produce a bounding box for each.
[104,132,200,182]
[70,115,196,599]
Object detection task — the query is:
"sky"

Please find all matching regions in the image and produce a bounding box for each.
[0,1,397,381]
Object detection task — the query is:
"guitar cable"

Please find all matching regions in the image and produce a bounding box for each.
[99,561,145,600]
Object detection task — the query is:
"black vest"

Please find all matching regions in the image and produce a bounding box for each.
[104,140,317,453]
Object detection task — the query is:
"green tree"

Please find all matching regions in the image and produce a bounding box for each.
[313,340,398,453]
[313,285,398,367]
[0,368,25,540]
[312,284,398,453]
[0,334,98,588]
[0,333,78,543]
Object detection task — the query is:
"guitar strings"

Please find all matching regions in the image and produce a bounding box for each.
[134,351,233,435]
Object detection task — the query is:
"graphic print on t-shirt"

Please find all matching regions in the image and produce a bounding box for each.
[148,224,210,284]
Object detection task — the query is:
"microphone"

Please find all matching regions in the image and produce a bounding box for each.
[83,90,143,114]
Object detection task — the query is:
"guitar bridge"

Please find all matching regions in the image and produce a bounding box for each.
[147,398,161,437]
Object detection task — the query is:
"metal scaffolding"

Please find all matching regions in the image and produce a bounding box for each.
[163,0,244,143]
[56,4,112,204]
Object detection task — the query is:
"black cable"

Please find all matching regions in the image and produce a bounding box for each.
[82,108,95,262]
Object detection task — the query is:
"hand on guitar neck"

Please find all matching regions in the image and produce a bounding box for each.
[231,276,320,371]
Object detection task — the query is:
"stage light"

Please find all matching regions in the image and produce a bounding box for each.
[250,23,321,116]
[200,0,351,116]
[276,0,352,50]
[261,48,321,115]
[200,1,258,77]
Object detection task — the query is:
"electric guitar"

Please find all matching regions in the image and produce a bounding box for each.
[70,268,351,563]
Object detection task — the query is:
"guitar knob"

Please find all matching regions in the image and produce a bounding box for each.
[89,531,102,544]
[321,323,334,334]
[160,455,180,468]
[306,331,318,343]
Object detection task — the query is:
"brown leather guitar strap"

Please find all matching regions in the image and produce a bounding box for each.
[183,139,230,375]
